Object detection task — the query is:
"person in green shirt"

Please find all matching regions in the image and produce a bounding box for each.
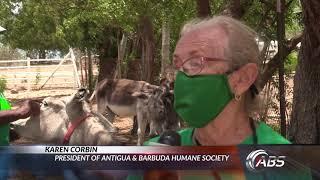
[0,26,39,145]
[127,16,312,180]
[0,93,40,145]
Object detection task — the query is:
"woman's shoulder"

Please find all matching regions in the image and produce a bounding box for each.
[243,121,291,145]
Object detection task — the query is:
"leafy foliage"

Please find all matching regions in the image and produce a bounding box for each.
[0,45,25,60]
[0,0,198,59]
[1,0,68,52]
[285,51,298,73]
[244,0,302,41]
[0,77,6,93]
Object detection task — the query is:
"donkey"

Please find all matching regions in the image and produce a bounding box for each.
[132,86,180,145]
[89,78,180,145]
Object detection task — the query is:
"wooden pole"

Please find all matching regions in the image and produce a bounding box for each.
[277,0,287,137]
[79,56,84,85]
[70,48,81,88]
[114,33,128,79]
[72,61,76,89]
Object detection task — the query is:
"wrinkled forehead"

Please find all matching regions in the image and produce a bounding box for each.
[174,26,228,60]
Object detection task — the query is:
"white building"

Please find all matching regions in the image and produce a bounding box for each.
[0,26,6,32]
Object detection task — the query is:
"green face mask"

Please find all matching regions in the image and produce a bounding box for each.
[174,71,234,128]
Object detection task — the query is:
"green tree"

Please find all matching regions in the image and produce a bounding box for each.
[0,0,303,87]
[1,0,68,58]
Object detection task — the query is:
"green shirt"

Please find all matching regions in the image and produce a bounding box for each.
[0,93,11,146]
[127,122,312,180]
[145,122,291,146]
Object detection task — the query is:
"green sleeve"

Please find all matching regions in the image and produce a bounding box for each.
[0,94,11,146]
[241,122,291,145]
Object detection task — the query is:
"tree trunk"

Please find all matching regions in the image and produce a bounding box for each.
[289,0,320,144]
[96,26,118,83]
[221,0,254,19]
[84,56,88,85]
[139,16,155,83]
[122,38,132,78]
[276,0,287,137]
[87,49,94,93]
[114,33,128,79]
[97,40,117,82]
[196,0,211,18]
[98,57,117,82]
[161,20,170,77]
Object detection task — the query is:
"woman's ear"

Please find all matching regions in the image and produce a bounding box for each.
[228,63,258,96]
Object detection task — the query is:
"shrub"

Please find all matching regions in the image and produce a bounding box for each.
[0,77,7,93]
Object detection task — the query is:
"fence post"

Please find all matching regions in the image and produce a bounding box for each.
[70,48,81,88]
[27,57,31,91]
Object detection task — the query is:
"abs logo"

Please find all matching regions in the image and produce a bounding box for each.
[246,149,286,172]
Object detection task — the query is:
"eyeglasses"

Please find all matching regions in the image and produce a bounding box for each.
[175,56,230,76]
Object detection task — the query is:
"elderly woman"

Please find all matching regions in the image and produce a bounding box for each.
[127,16,312,180]
[149,15,288,146]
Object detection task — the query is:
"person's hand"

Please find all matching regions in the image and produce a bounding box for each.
[17,99,41,119]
